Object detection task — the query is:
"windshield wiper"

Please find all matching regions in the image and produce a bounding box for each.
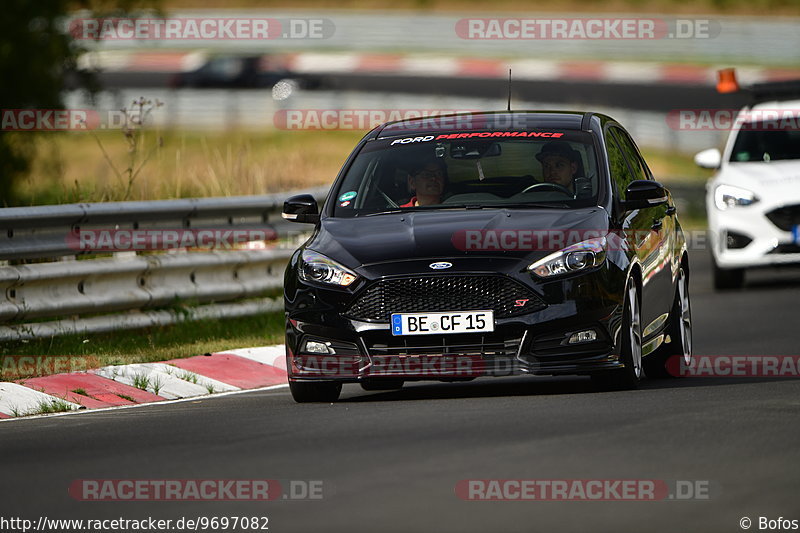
[358,209,406,217]
[357,202,571,216]
[442,202,572,209]
[495,202,572,209]
[360,204,474,216]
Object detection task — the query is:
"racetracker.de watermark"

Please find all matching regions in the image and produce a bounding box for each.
[290,354,500,378]
[450,229,720,253]
[0,108,169,132]
[273,109,480,130]
[666,108,800,131]
[667,355,800,378]
[0,109,107,131]
[69,17,334,40]
[1,356,100,379]
[455,479,714,501]
[66,229,781,255]
[68,479,324,501]
[67,228,277,253]
[456,18,720,40]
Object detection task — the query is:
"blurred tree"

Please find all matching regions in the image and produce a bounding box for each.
[0,0,158,206]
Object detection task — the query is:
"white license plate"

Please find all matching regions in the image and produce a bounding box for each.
[391,311,494,336]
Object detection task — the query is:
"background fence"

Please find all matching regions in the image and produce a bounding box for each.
[74,10,800,65]
[65,88,728,155]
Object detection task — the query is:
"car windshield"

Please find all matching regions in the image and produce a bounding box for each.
[332,130,600,217]
[730,123,800,162]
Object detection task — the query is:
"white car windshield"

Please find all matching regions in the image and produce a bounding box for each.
[730,124,800,162]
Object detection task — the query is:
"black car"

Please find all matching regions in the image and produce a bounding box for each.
[282,111,692,402]
[170,54,325,90]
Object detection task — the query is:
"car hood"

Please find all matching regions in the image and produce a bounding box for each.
[715,161,800,201]
[309,207,610,268]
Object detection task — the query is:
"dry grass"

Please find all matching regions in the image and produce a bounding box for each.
[14,128,364,205]
[11,127,708,206]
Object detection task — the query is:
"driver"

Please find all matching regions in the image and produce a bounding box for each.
[535,141,581,194]
[401,158,448,207]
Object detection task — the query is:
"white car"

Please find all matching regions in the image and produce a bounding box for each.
[696,98,800,289]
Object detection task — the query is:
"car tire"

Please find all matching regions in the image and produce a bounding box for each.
[289,381,342,403]
[711,253,744,290]
[360,379,404,391]
[643,265,692,379]
[592,278,642,390]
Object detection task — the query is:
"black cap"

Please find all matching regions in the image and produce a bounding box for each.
[535,141,580,163]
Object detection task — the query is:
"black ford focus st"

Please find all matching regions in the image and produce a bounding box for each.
[282,111,692,402]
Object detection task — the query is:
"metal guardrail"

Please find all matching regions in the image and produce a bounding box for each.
[0,299,284,342]
[0,249,292,322]
[0,186,329,340]
[0,186,328,260]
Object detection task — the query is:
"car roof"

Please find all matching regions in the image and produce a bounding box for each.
[374,110,599,138]
[751,99,800,112]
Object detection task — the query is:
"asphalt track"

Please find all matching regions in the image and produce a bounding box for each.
[323,74,752,113]
[96,72,751,112]
[2,250,799,533]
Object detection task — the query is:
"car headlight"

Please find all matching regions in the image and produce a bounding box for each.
[714,184,759,210]
[298,250,358,287]
[528,237,607,278]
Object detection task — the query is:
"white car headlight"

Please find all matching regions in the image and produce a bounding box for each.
[714,184,759,210]
[299,250,358,287]
[528,237,607,278]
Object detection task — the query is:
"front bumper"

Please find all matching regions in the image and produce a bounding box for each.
[286,274,626,382]
[708,197,800,269]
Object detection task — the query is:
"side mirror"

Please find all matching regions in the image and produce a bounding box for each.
[282,194,320,224]
[623,180,668,210]
[694,148,722,169]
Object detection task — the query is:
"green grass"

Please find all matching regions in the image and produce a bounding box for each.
[0,312,285,380]
[28,398,75,416]
[131,373,151,391]
[177,369,199,384]
[151,376,164,395]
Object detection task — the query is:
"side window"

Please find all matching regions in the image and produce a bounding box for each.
[610,127,652,181]
[604,127,634,196]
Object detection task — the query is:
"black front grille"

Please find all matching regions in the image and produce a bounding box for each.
[769,244,800,254]
[365,331,523,357]
[345,274,546,322]
[766,204,800,231]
